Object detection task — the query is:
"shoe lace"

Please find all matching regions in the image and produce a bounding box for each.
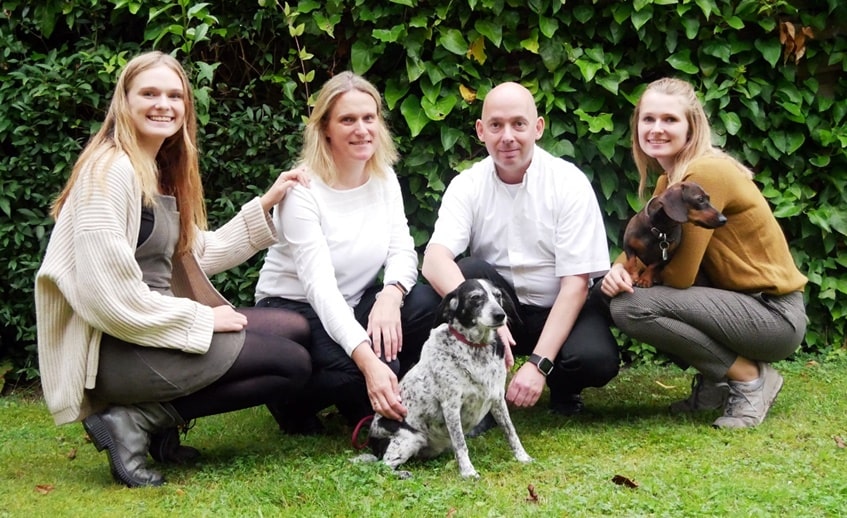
[688,375,703,401]
[722,384,754,416]
[178,419,196,438]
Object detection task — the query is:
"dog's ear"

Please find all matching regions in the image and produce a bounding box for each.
[661,184,690,223]
[434,289,459,326]
[493,286,521,326]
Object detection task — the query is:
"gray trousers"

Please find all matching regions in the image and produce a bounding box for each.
[609,287,806,380]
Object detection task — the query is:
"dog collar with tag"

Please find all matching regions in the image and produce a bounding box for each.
[448,325,490,347]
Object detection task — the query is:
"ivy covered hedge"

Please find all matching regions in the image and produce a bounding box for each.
[1,0,845,386]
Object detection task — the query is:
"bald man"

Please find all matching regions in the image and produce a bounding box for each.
[422,82,619,425]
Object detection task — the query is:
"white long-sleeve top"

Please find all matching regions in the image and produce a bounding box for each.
[35,153,277,425]
[255,168,418,356]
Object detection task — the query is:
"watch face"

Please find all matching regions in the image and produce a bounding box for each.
[530,354,553,375]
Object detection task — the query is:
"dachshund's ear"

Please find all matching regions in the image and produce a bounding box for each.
[434,289,459,326]
[661,185,690,223]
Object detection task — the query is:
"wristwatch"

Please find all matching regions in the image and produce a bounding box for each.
[528,353,554,377]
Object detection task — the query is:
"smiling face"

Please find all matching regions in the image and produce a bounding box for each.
[126,65,186,157]
[636,90,690,171]
[475,82,544,182]
[325,89,379,172]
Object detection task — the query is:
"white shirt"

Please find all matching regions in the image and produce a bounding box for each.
[255,169,418,356]
[428,145,609,307]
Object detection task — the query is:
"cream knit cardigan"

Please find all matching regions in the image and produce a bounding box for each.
[35,154,277,425]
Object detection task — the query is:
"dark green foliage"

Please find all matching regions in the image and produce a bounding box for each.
[1,0,845,384]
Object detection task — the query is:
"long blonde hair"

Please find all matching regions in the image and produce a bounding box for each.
[630,77,752,199]
[299,71,397,184]
[51,51,206,254]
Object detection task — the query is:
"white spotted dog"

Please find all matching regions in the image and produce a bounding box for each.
[358,278,532,479]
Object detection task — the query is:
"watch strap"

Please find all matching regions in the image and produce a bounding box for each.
[528,353,554,376]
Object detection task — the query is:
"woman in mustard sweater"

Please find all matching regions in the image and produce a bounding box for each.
[601,77,807,429]
[35,51,311,487]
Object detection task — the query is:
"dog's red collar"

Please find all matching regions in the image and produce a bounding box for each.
[448,325,489,347]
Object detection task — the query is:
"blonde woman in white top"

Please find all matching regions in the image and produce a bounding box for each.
[255,72,439,434]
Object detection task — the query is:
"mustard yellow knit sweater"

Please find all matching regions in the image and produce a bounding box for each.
[655,155,807,295]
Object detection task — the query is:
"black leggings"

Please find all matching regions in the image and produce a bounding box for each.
[457,257,620,398]
[169,307,311,421]
[256,283,441,425]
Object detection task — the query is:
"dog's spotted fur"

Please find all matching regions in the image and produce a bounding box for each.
[365,278,532,478]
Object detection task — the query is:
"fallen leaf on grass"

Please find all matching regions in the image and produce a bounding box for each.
[834,436,846,448]
[526,484,539,503]
[35,484,55,495]
[446,507,457,517]
[67,447,77,460]
[654,380,676,390]
[805,360,819,368]
[612,474,639,489]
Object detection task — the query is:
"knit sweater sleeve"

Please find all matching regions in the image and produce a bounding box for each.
[192,197,277,276]
[660,156,807,293]
[66,158,214,353]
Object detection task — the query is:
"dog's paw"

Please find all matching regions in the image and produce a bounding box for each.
[350,453,379,464]
[516,452,533,463]
[460,469,480,479]
[395,469,413,480]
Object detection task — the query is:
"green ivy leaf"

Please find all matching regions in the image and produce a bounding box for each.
[770,130,806,155]
[597,133,620,161]
[575,59,603,81]
[351,40,381,75]
[681,16,700,39]
[474,19,502,46]
[667,50,699,74]
[400,95,429,137]
[718,111,742,135]
[373,25,404,43]
[694,0,717,19]
[419,76,441,104]
[810,155,831,167]
[702,40,731,62]
[539,38,565,72]
[438,28,468,55]
[440,126,464,152]
[630,5,653,30]
[545,138,575,159]
[755,38,781,68]
[406,56,426,82]
[539,16,558,39]
[520,29,540,54]
[421,94,457,121]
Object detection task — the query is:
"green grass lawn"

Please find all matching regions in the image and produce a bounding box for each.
[2,357,846,517]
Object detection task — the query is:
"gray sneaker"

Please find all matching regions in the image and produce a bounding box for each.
[669,373,729,414]
[712,363,784,429]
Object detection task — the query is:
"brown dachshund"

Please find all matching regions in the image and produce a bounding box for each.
[623,181,727,288]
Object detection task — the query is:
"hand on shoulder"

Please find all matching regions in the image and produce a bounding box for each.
[260,166,310,212]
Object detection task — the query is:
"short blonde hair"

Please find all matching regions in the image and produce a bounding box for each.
[299,72,397,184]
[630,77,751,199]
